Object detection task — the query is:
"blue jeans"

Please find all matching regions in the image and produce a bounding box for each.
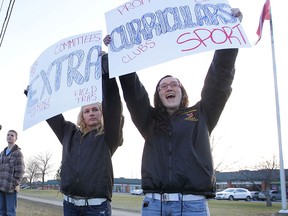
[141,196,210,216]
[63,200,111,216]
[0,191,17,216]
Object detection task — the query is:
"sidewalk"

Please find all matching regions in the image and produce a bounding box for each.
[18,194,62,206]
[18,195,140,216]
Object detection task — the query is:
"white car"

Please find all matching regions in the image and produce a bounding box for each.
[215,188,252,201]
[130,189,143,195]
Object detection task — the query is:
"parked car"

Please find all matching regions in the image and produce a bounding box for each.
[259,190,282,201]
[130,189,143,195]
[20,184,30,189]
[215,188,252,201]
[250,191,260,200]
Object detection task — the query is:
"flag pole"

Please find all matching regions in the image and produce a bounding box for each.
[269,2,288,213]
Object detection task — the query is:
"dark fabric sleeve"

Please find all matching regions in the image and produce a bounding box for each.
[13,149,25,186]
[101,54,124,155]
[46,114,66,144]
[118,72,152,138]
[201,48,239,133]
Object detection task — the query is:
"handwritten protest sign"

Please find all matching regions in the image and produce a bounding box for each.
[23,31,103,130]
[105,0,250,77]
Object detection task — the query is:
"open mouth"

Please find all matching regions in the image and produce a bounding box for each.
[165,92,175,99]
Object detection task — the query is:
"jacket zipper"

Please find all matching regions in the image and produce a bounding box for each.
[77,136,83,183]
[169,116,173,187]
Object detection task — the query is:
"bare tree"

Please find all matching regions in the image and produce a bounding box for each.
[55,165,61,181]
[35,152,53,189]
[25,157,41,187]
[210,132,238,172]
[254,155,279,207]
[240,155,279,207]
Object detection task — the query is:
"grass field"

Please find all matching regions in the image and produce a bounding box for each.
[18,190,287,216]
[18,199,63,216]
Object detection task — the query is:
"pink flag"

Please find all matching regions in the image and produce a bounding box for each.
[256,0,271,44]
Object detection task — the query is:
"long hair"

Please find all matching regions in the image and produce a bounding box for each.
[153,75,189,110]
[76,102,104,136]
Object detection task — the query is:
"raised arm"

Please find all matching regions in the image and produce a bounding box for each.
[200,8,242,133]
[201,48,238,133]
[103,34,152,138]
[101,53,124,154]
[118,72,152,138]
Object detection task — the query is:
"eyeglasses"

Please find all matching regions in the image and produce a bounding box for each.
[158,81,180,91]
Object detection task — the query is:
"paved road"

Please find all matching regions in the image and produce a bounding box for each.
[18,195,141,216]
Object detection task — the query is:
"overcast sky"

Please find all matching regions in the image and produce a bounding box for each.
[0,0,287,179]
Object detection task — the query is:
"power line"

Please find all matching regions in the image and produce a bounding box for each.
[0,0,5,13]
[0,0,16,47]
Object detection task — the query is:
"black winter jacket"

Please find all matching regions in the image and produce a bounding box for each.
[47,54,123,200]
[119,49,238,198]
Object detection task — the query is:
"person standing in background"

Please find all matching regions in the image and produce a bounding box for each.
[0,129,25,216]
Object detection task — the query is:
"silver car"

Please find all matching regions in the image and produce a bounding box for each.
[259,190,282,201]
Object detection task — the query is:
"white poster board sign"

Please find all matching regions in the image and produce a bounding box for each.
[23,31,103,130]
[105,0,250,77]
